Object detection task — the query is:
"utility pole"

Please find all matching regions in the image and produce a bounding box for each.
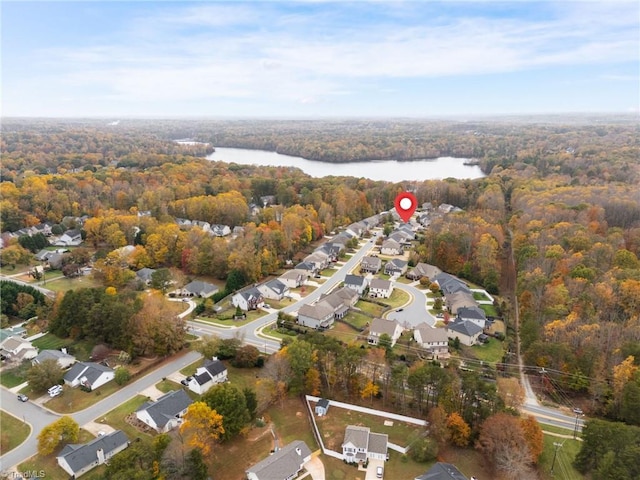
[573,408,583,439]
[551,441,563,474]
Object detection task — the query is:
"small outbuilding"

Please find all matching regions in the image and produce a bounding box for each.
[315,398,330,416]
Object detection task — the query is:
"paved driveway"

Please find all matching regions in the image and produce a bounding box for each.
[365,459,385,480]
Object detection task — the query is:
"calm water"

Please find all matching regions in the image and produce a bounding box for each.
[206,148,484,182]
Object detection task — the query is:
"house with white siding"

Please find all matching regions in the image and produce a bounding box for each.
[413,323,450,360]
[369,279,393,298]
[57,430,129,478]
[342,425,388,464]
[135,390,193,433]
[368,318,403,347]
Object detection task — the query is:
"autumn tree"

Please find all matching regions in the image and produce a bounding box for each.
[520,415,544,463]
[446,412,471,447]
[129,292,186,357]
[38,416,79,455]
[27,359,64,393]
[361,380,380,405]
[179,401,225,456]
[496,377,525,410]
[305,367,322,396]
[202,383,251,441]
[427,405,450,445]
[476,413,534,480]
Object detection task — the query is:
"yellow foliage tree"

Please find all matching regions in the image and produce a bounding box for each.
[179,401,225,456]
[361,380,380,405]
[446,412,471,447]
[38,416,79,456]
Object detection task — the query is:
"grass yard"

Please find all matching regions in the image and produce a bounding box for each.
[44,274,102,292]
[356,300,385,317]
[472,291,492,302]
[469,338,505,364]
[538,423,577,437]
[395,276,414,284]
[179,359,262,392]
[342,311,372,330]
[197,308,267,327]
[0,410,30,455]
[538,434,584,480]
[326,322,361,344]
[480,303,499,317]
[154,379,200,401]
[381,288,410,309]
[439,445,495,479]
[320,267,337,277]
[266,396,318,449]
[32,334,93,361]
[18,430,106,480]
[101,395,152,441]
[0,368,28,388]
[259,325,297,341]
[314,401,423,451]
[291,285,317,297]
[263,297,296,310]
[45,381,122,413]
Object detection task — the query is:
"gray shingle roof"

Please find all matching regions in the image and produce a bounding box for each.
[246,440,311,480]
[184,280,218,296]
[457,306,486,320]
[64,362,113,387]
[447,319,483,337]
[370,318,400,337]
[57,430,129,473]
[136,390,192,429]
[33,349,75,364]
[345,274,366,287]
[343,425,370,449]
[264,279,288,295]
[204,359,227,377]
[368,432,388,455]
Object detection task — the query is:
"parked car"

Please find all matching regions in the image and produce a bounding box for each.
[376,465,384,478]
[48,385,63,397]
[397,308,404,312]
[180,379,189,386]
[17,394,29,402]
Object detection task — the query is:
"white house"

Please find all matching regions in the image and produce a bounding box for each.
[304,251,330,271]
[0,336,38,362]
[187,358,228,395]
[63,362,115,390]
[360,256,382,274]
[296,302,335,330]
[315,398,330,416]
[342,425,388,464]
[369,279,393,298]
[54,229,83,247]
[413,323,450,360]
[257,279,289,301]
[456,306,487,329]
[231,287,264,311]
[278,269,307,288]
[368,318,403,347]
[246,440,312,480]
[446,319,483,346]
[136,268,156,285]
[57,430,129,478]
[381,239,403,256]
[32,349,76,369]
[135,390,193,433]
[210,224,231,237]
[384,259,408,277]
[344,274,368,295]
[406,263,442,281]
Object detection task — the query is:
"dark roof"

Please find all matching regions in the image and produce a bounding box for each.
[204,359,227,377]
[57,430,129,473]
[415,462,469,480]
[264,279,288,295]
[316,398,330,409]
[136,390,192,429]
[447,319,483,337]
[136,268,156,281]
[34,349,75,364]
[246,440,311,480]
[457,306,486,320]
[295,261,315,271]
[194,371,212,386]
[344,274,366,287]
[184,280,218,295]
[64,362,113,387]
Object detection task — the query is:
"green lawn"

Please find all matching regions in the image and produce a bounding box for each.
[342,311,372,330]
[320,267,337,277]
[326,322,361,344]
[44,274,102,292]
[472,291,492,302]
[0,367,28,388]
[155,380,200,401]
[1,410,31,455]
[258,325,296,341]
[480,304,499,317]
[356,300,385,317]
[266,396,318,451]
[45,381,123,413]
[31,334,93,361]
[179,360,262,392]
[101,395,152,440]
[538,434,584,480]
[291,285,317,297]
[468,338,505,364]
[197,308,267,327]
[381,288,410,309]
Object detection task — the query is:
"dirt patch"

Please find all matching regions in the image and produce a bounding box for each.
[125,413,156,435]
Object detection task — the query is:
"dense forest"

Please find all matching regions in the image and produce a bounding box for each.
[1,117,639,432]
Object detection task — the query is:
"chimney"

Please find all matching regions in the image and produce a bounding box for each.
[97,448,105,464]
[61,348,68,354]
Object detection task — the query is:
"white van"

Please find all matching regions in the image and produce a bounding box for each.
[48,385,63,397]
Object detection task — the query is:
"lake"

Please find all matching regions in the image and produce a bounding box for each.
[206,148,485,182]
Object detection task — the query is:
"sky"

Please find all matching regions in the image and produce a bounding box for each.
[2,0,639,118]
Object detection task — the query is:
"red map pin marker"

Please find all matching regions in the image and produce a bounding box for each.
[394,192,417,223]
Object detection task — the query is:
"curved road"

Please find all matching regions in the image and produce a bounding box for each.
[385,282,436,328]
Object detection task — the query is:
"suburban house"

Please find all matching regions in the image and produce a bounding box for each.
[63,362,115,391]
[368,318,403,347]
[369,279,393,298]
[297,303,335,330]
[257,279,290,301]
[344,274,369,295]
[384,259,408,277]
[320,287,358,319]
[295,261,318,276]
[135,390,193,433]
[32,349,77,369]
[316,242,343,262]
[178,280,219,298]
[381,239,403,256]
[278,269,307,288]
[315,398,330,416]
[0,336,38,362]
[346,222,366,238]
[341,425,388,464]
[446,319,484,346]
[304,251,330,271]
[434,273,471,295]
[413,324,450,360]
[57,430,129,478]
[210,224,231,237]
[456,306,487,329]
[406,263,442,281]
[187,357,228,395]
[445,291,478,315]
[415,462,470,480]
[360,256,382,274]
[246,440,312,480]
[231,287,264,311]
[0,326,27,341]
[54,229,83,246]
[136,268,156,285]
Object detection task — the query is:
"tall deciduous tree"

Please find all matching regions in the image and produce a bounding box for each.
[202,383,250,441]
[27,359,64,393]
[179,402,224,456]
[446,412,471,447]
[38,416,79,455]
